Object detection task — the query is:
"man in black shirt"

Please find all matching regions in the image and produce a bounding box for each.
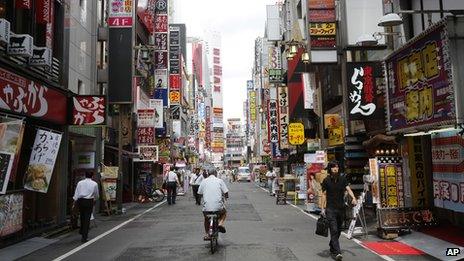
[321,161,357,260]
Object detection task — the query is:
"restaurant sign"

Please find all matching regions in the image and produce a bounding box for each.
[71,96,106,126]
[385,21,455,134]
[0,67,67,124]
[108,0,133,27]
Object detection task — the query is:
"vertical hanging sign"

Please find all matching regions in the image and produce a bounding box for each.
[278,86,289,149]
[36,0,51,24]
[108,0,134,28]
[268,100,279,144]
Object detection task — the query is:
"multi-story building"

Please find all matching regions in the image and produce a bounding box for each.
[225,118,245,168]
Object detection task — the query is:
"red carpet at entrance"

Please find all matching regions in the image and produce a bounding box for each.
[419,224,464,247]
[362,241,424,255]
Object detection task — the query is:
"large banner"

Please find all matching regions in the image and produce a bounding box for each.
[347,62,384,120]
[24,130,62,193]
[277,86,289,149]
[432,131,464,213]
[385,21,455,134]
[0,193,23,237]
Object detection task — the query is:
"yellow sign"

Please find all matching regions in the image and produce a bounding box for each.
[249,91,256,122]
[328,125,344,146]
[169,90,180,103]
[324,114,342,129]
[309,23,336,36]
[288,123,305,145]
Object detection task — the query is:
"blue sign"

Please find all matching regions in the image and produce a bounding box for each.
[153,89,168,107]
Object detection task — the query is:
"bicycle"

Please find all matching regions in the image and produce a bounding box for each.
[150,188,165,202]
[204,211,220,254]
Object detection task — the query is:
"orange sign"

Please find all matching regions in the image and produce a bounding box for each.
[169,90,180,104]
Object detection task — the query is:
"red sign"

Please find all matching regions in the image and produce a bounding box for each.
[154,52,168,69]
[308,0,335,9]
[15,0,31,9]
[0,67,67,124]
[108,17,133,27]
[36,0,51,24]
[46,0,54,50]
[169,74,181,90]
[311,36,336,48]
[137,0,156,33]
[71,96,106,125]
[137,127,155,144]
[155,15,168,32]
[308,9,336,22]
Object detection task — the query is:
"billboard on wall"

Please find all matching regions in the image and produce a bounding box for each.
[432,131,464,213]
[385,21,456,134]
[347,62,384,121]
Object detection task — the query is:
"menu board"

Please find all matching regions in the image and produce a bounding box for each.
[24,129,62,193]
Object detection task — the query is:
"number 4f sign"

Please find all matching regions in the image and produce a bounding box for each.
[288,123,305,145]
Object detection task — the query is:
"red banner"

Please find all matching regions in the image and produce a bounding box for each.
[15,0,31,9]
[45,0,54,49]
[0,67,67,124]
[36,0,51,24]
[71,96,106,125]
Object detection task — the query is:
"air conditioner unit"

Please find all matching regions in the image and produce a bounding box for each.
[8,33,33,57]
[0,18,10,45]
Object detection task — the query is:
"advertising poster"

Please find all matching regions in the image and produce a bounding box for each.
[0,120,24,183]
[328,125,344,147]
[385,22,455,134]
[137,109,155,127]
[431,130,464,213]
[138,146,159,162]
[149,99,164,128]
[369,158,380,204]
[154,69,168,88]
[24,130,62,193]
[0,152,14,194]
[71,96,106,125]
[155,138,170,163]
[288,123,305,145]
[346,62,384,120]
[137,127,155,145]
[0,193,23,237]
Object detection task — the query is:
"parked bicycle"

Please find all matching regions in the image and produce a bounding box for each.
[150,188,165,202]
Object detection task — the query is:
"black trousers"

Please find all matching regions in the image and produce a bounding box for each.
[166,182,177,204]
[192,185,201,205]
[78,198,94,240]
[326,208,344,255]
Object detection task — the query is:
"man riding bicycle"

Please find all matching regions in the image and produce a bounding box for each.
[198,168,229,240]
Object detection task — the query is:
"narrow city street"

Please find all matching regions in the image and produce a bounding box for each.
[15,181,383,261]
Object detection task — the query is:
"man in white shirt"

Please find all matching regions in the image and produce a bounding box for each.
[190,167,204,205]
[165,166,180,205]
[265,167,276,196]
[73,172,99,243]
[198,168,229,240]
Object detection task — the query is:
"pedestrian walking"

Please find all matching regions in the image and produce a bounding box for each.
[265,167,276,195]
[190,167,204,205]
[73,171,99,243]
[165,167,180,205]
[320,161,357,260]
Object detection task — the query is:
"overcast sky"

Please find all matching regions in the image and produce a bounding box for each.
[176,0,275,122]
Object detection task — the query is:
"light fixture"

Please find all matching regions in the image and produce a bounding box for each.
[301,52,310,64]
[289,44,298,55]
[141,49,150,61]
[286,51,295,60]
[378,13,403,27]
[356,34,378,46]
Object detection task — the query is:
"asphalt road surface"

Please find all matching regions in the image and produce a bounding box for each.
[18,180,386,261]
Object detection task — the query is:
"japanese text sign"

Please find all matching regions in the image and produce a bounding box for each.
[71,96,106,125]
[308,9,336,22]
[24,129,62,193]
[432,131,464,213]
[36,0,51,24]
[308,0,335,9]
[269,69,283,83]
[0,67,67,124]
[408,137,430,208]
[385,22,455,133]
[249,91,256,123]
[288,122,305,145]
[278,86,289,148]
[169,90,180,104]
[309,23,336,36]
[268,46,281,69]
[108,0,133,28]
[378,207,436,229]
[137,109,155,127]
[267,100,279,144]
[155,14,168,32]
[378,159,404,208]
[137,127,155,145]
[347,62,383,120]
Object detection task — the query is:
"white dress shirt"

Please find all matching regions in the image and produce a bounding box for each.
[73,178,99,201]
[198,176,229,212]
[166,171,179,182]
[190,173,204,186]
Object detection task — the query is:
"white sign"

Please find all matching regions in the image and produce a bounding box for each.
[172,120,181,139]
[8,34,33,57]
[315,150,327,164]
[24,130,62,193]
[75,152,96,169]
[154,69,168,89]
[278,86,289,148]
[137,109,155,127]
[268,46,281,69]
[303,73,315,109]
[137,145,159,162]
[108,0,133,27]
[304,153,316,163]
[149,99,164,128]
